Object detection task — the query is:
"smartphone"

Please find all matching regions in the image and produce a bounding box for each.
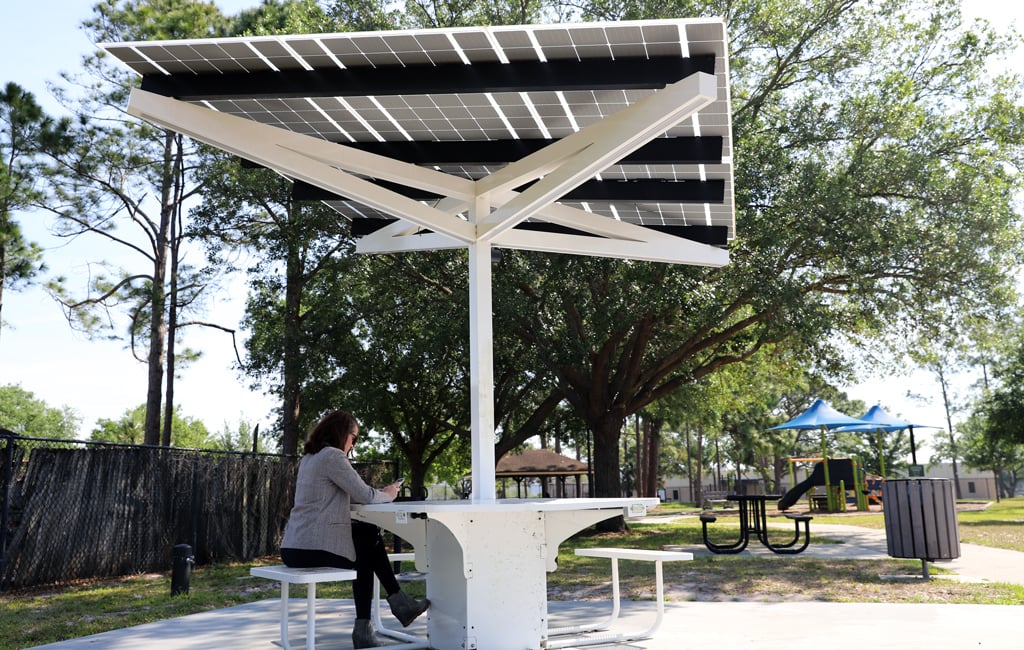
[395,477,406,484]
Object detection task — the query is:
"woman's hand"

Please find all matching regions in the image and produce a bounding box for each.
[382,482,401,500]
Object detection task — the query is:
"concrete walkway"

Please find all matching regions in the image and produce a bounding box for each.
[26,522,1024,650]
[666,517,1024,586]
[25,597,1022,650]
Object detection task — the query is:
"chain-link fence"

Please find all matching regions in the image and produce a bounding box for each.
[0,432,395,592]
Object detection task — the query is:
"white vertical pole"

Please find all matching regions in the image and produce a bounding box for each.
[469,195,496,503]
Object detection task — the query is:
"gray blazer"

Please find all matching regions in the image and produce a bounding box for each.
[281,446,392,560]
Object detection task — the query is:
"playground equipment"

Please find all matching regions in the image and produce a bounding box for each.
[779,458,871,512]
[769,400,872,512]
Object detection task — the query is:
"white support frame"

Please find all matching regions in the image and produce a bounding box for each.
[371,552,429,646]
[127,69,727,502]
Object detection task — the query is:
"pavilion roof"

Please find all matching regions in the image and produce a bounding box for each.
[496,449,589,477]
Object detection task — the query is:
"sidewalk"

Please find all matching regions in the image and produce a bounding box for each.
[26,522,1023,650]
[26,597,1020,650]
[809,522,1024,586]
[665,517,1024,587]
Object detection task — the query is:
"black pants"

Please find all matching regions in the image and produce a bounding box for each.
[281,521,401,619]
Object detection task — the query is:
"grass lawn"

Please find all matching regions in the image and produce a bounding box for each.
[811,497,1024,553]
[555,520,1024,606]
[2,497,1022,649]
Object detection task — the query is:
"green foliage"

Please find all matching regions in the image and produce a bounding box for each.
[957,410,1024,494]
[300,250,473,491]
[90,403,210,448]
[233,0,336,34]
[1,82,70,339]
[985,339,1024,446]
[138,0,1024,491]
[191,153,359,453]
[86,0,233,41]
[479,0,1024,498]
[206,418,277,453]
[0,384,81,438]
[326,0,545,31]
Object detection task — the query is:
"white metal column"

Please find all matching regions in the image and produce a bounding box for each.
[468,194,496,503]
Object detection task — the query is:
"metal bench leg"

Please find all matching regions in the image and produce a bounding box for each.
[547,559,670,648]
[548,557,620,636]
[306,582,316,650]
[649,559,666,638]
[278,580,293,650]
[371,575,431,646]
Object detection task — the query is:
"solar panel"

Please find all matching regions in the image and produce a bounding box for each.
[102,19,735,249]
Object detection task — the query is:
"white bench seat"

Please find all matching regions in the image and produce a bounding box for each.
[250,566,357,650]
[250,563,428,650]
[547,547,694,649]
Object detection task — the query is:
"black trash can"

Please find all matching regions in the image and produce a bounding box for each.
[881,478,960,577]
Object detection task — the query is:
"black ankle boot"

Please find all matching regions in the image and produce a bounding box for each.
[387,590,430,627]
[352,618,382,648]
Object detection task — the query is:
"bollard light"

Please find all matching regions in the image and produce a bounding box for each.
[171,544,195,596]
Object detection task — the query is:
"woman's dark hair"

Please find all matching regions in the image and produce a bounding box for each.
[303,409,358,454]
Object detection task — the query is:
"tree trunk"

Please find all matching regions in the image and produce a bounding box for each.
[279,204,305,455]
[0,238,6,346]
[937,364,962,499]
[643,417,661,498]
[593,414,625,531]
[635,414,642,497]
[696,424,705,500]
[144,131,174,446]
[162,142,184,448]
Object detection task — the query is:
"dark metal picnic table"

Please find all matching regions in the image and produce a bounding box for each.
[699,494,813,555]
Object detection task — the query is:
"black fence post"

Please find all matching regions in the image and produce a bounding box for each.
[0,431,15,592]
[190,457,199,554]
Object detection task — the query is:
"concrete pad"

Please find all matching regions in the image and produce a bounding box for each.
[25,598,1021,650]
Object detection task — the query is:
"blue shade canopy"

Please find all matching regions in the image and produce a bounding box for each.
[832,404,933,432]
[768,399,869,430]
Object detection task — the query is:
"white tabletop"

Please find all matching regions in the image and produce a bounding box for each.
[352,496,659,514]
[350,497,655,517]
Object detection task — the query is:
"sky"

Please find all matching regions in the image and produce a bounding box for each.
[0,1,1021,449]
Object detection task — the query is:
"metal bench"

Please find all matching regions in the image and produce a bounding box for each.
[250,563,428,650]
[250,566,358,650]
[702,491,730,509]
[547,547,694,648]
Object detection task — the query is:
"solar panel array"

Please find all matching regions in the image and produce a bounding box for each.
[103,19,734,238]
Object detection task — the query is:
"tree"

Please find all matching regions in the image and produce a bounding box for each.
[234,0,335,34]
[206,418,276,452]
[0,384,81,439]
[982,334,1024,446]
[40,1,235,446]
[191,156,357,455]
[489,0,1024,510]
[187,2,341,455]
[300,250,473,494]
[91,403,210,448]
[958,409,1024,500]
[0,83,68,345]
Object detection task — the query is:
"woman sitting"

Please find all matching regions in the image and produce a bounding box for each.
[281,409,429,647]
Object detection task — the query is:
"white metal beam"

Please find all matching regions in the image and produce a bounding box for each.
[356,230,467,254]
[493,229,729,266]
[127,89,477,243]
[476,73,717,239]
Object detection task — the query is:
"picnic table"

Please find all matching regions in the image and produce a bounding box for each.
[352,496,658,649]
[700,494,813,555]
